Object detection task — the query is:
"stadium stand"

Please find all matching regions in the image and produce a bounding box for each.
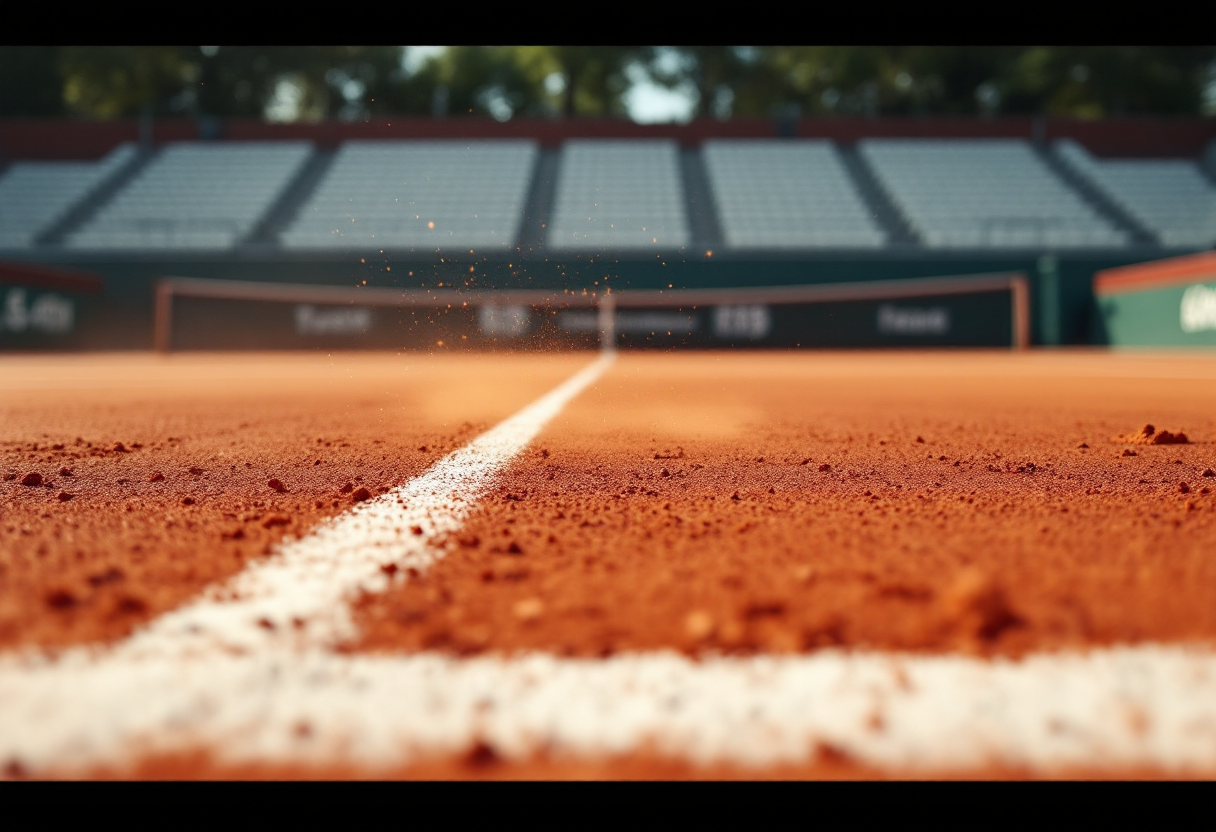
[859,139,1128,249]
[702,140,886,249]
[2,126,1210,258]
[280,140,538,251]
[0,144,138,249]
[547,140,690,250]
[1054,139,1216,248]
[65,142,311,251]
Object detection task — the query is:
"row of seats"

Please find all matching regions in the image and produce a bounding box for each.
[704,140,886,249]
[65,142,311,251]
[547,140,690,250]
[282,141,537,251]
[1054,140,1216,248]
[859,139,1128,249]
[0,144,137,249]
[2,138,1210,252]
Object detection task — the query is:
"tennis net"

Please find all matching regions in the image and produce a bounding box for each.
[154,272,1029,352]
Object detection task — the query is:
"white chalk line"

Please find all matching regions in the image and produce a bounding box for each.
[114,351,618,660]
[5,645,1216,776]
[3,349,1216,776]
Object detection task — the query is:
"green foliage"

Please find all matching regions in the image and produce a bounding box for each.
[1,46,1212,121]
[0,46,648,121]
[652,46,1216,119]
[404,47,548,118]
[58,46,205,119]
[999,47,1216,117]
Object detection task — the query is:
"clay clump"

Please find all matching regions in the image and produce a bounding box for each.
[1113,424,1190,446]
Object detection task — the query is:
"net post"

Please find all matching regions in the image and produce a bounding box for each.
[154,278,173,354]
[597,292,616,354]
[1010,274,1030,350]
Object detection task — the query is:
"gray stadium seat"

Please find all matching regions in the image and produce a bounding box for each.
[66,142,311,251]
[281,140,538,252]
[703,140,886,249]
[859,139,1127,249]
[548,140,690,251]
[0,144,137,249]
[1055,139,1216,248]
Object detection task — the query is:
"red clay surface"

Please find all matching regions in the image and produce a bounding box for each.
[352,352,1216,660]
[0,353,585,650]
[66,748,1202,781]
[5,349,1216,780]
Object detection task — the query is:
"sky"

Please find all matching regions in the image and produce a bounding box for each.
[623,78,696,123]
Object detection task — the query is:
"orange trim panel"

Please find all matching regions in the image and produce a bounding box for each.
[1094,251,1216,296]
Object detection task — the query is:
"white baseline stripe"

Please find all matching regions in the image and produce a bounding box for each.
[3,646,1216,774]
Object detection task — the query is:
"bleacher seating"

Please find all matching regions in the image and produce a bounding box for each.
[0,144,137,249]
[66,142,311,251]
[1055,140,1216,248]
[281,141,537,251]
[703,140,885,249]
[548,140,689,250]
[859,139,1127,249]
[7,134,1207,256]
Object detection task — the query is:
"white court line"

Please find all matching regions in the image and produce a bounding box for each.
[116,351,618,659]
[5,646,1216,775]
[2,351,1216,777]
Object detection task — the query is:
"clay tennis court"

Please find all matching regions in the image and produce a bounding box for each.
[3,348,1216,779]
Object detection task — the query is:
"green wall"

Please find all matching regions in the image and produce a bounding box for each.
[1,247,1195,350]
[1099,280,1216,347]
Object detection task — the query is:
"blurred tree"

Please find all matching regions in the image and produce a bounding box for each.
[55,46,411,121]
[3,46,1213,121]
[652,45,1216,119]
[300,46,418,120]
[399,46,549,119]
[47,46,650,121]
[504,46,651,117]
[57,46,198,118]
[545,46,649,117]
[998,47,1216,117]
[886,46,1022,115]
[645,46,758,119]
[194,46,322,120]
[407,46,650,118]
